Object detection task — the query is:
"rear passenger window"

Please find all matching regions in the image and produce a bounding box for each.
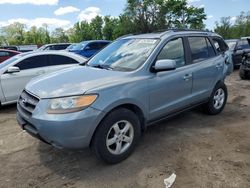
[157,38,185,68]
[16,55,47,70]
[48,55,79,66]
[212,37,229,53]
[188,37,215,63]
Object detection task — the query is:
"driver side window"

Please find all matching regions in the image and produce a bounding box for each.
[157,38,185,68]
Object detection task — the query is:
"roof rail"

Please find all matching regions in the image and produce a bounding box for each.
[158,28,212,37]
[171,28,211,32]
[116,34,134,40]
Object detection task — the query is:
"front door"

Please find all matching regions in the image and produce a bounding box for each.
[1,55,47,102]
[148,37,193,120]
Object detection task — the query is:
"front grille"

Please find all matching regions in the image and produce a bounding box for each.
[17,90,39,119]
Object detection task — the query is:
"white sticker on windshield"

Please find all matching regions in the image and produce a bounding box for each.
[138,39,158,44]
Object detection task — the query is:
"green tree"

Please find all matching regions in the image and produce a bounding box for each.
[124,0,206,33]
[214,11,250,39]
[51,27,69,43]
[68,21,93,42]
[90,15,103,39]
[2,22,26,45]
[214,17,232,39]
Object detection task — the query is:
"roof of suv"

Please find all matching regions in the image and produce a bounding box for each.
[122,29,221,40]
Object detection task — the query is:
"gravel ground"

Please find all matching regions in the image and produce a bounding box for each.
[0,70,249,188]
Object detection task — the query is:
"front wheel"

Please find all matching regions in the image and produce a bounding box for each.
[91,108,141,164]
[203,82,228,115]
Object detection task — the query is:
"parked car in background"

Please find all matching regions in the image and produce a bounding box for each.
[225,38,250,68]
[17,30,231,164]
[0,45,19,51]
[18,45,38,52]
[0,49,20,63]
[239,50,250,79]
[37,43,72,51]
[0,51,87,105]
[69,40,111,58]
[1,45,38,52]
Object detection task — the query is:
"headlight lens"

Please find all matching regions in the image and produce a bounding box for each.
[47,95,98,114]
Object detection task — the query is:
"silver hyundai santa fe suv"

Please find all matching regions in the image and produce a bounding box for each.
[17,30,231,164]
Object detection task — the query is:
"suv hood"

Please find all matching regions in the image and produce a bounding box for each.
[25,66,128,98]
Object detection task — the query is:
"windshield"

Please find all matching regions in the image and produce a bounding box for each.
[87,38,159,71]
[66,44,77,50]
[226,41,237,50]
[71,42,87,51]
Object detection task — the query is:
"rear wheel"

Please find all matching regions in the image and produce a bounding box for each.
[203,82,228,115]
[91,108,141,164]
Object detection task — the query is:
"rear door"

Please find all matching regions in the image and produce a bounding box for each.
[1,55,47,101]
[187,36,223,103]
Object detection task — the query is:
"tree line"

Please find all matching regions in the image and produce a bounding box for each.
[214,11,250,39]
[0,0,207,45]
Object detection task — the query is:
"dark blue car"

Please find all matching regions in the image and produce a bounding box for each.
[69,40,111,58]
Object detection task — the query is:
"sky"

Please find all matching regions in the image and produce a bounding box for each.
[0,0,249,31]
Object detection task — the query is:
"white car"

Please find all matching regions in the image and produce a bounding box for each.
[0,51,87,105]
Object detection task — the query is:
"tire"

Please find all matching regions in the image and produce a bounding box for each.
[239,65,247,79]
[203,82,228,115]
[91,108,141,164]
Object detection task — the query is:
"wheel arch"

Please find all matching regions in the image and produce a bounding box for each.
[89,103,146,147]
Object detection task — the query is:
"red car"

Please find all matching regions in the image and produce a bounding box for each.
[0,49,20,63]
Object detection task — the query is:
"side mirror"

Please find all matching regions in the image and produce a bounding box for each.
[6,66,20,73]
[153,59,176,72]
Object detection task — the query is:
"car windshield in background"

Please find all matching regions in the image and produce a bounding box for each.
[71,42,87,51]
[226,41,237,50]
[87,38,159,71]
[66,44,77,50]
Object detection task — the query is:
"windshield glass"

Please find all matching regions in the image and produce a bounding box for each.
[66,44,77,50]
[87,38,159,71]
[226,41,237,50]
[71,42,87,51]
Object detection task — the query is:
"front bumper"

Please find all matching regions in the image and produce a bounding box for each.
[17,100,105,149]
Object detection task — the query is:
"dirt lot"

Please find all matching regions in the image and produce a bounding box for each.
[0,71,250,188]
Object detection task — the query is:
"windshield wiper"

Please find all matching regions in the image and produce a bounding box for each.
[91,64,113,70]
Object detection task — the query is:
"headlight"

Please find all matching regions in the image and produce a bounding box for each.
[47,95,98,114]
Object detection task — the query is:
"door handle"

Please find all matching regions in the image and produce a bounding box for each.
[183,74,192,81]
